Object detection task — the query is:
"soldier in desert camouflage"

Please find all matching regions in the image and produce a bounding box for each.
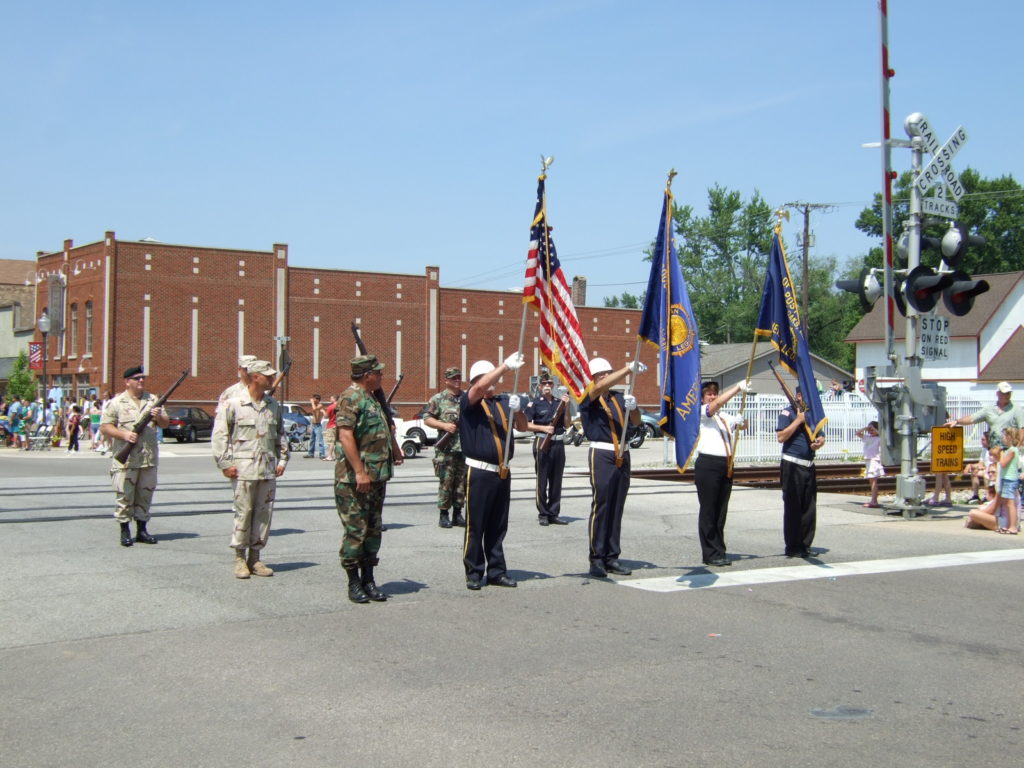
[212,359,289,579]
[100,365,170,548]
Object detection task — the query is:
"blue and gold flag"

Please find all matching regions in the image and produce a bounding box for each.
[754,229,827,438]
[638,186,701,471]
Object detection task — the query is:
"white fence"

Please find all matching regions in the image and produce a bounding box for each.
[658,393,987,465]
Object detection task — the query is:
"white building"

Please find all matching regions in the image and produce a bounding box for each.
[845,271,1024,399]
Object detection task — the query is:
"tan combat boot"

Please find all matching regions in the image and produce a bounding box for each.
[247,549,273,577]
[234,549,251,579]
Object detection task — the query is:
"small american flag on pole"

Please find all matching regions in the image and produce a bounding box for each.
[28,342,43,371]
[522,174,591,401]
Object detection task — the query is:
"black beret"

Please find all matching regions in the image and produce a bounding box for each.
[123,366,144,379]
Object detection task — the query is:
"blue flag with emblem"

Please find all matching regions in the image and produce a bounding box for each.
[638,185,701,471]
[754,229,827,438]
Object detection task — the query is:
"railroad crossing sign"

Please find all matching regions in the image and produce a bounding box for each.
[912,115,968,204]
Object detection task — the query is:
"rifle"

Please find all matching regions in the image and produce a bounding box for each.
[433,416,459,452]
[350,321,400,432]
[538,397,569,453]
[768,361,805,414]
[113,368,190,465]
[265,354,292,399]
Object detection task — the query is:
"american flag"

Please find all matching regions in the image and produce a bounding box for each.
[523,175,591,401]
[28,342,43,371]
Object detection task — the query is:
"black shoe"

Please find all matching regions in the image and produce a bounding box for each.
[346,567,370,604]
[538,517,549,526]
[438,511,452,529]
[451,509,466,527]
[135,522,157,544]
[588,562,608,578]
[361,565,387,602]
[119,523,133,548]
[466,579,483,591]
[704,557,731,567]
[488,574,517,588]
[548,516,569,525]
[606,560,632,575]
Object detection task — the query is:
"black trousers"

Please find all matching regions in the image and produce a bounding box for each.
[532,438,565,519]
[588,448,630,565]
[780,459,817,554]
[463,465,510,582]
[694,454,732,562]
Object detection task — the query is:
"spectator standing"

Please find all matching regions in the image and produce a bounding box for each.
[323,394,339,461]
[66,405,82,453]
[305,394,326,459]
[855,421,884,508]
[993,427,1020,534]
[946,382,1024,449]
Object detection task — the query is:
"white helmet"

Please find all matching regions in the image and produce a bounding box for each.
[469,360,495,382]
[589,357,613,376]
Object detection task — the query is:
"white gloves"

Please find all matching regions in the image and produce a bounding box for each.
[503,352,525,370]
[623,394,637,412]
[508,395,522,412]
[628,361,647,374]
[737,379,752,393]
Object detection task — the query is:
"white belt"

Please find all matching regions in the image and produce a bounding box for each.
[782,454,814,468]
[465,457,501,473]
[590,441,628,453]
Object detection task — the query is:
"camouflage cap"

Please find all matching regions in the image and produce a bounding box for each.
[444,366,462,379]
[351,354,384,377]
[238,354,257,368]
[246,359,278,377]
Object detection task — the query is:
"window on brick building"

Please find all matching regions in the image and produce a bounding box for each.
[70,304,78,357]
[85,301,93,356]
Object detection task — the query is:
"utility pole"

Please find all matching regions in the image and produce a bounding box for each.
[783,202,834,335]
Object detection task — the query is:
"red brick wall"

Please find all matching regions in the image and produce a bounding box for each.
[32,233,659,413]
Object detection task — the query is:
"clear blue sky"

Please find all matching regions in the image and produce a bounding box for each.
[2,1,1020,302]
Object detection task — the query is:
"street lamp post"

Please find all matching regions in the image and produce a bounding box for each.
[37,311,51,402]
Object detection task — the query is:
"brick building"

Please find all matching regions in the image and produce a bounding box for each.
[30,232,657,414]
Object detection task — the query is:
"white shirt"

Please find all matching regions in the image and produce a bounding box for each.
[696,406,739,458]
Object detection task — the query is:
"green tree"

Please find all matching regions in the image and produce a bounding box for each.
[802,256,861,371]
[854,168,1024,274]
[6,350,37,401]
[673,185,775,343]
[603,291,644,309]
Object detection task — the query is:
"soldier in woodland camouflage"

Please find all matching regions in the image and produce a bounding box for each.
[334,354,403,604]
[100,366,170,547]
[212,359,289,579]
[423,366,467,528]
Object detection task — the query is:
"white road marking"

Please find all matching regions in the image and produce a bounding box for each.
[619,549,1024,593]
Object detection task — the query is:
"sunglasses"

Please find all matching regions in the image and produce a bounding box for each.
[129,376,147,381]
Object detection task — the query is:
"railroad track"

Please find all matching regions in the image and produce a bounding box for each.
[625,462,972,494]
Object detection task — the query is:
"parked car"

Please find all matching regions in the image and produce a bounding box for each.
[400,407,439,446]
[565,408,661,449]
[165,407,214,443]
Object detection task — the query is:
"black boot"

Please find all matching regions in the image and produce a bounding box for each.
[451,508,466,527]
[438,510,452,528]
[361,564,388,602]
[346,567,370,604]
[119,522,133,547]
[135,520,158,544]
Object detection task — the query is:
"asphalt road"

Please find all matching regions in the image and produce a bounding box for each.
[2,440,1021,767]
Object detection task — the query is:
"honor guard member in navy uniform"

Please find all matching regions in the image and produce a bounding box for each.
[525,373,571,526]
[776,386,825,558]
[579,357,646,578]
[694,379,750,567]
[423,366,467,529]
[101,366,170,547]
[334,355,403,603]
[458,353,528,590]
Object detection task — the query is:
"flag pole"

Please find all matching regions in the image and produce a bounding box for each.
[504,156,554,467]
[729,209,789,474]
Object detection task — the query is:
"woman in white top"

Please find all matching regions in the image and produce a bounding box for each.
[694,380,749,566]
